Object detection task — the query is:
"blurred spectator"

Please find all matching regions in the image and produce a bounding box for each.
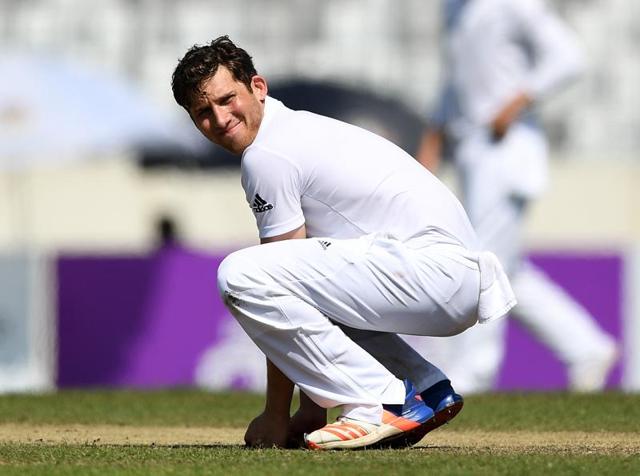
[154,214,182,249]
[416,0,618,393]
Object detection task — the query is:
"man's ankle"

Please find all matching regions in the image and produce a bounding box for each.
[420,379,454,410]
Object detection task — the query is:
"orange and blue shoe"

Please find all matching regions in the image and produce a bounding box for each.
[303,416,384,450]
[304,380,434,450]
[383,379,464,448]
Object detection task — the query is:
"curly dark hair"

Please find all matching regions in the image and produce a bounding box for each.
[171,35,257,110]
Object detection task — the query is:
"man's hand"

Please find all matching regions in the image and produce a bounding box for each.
[490,92,532,141]
[244,359,295,448]
[244,411,291,448]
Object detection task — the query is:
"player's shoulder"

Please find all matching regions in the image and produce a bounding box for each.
[244,107,339,166]
[242,143,299,173]
[253,101,323,147]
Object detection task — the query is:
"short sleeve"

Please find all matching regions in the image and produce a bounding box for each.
[241,147,306,239]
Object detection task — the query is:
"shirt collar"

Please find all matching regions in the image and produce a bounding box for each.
[260,96,284,130]
[244,96,285,154]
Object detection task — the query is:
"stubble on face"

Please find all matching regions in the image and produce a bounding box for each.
[188,67,267,155]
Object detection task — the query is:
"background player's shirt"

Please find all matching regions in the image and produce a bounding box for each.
[432,0,584,138]
[241,97,477,247]
[429,0,585,201]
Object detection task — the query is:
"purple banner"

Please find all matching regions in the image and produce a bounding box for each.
[57,246,227,387]
[57,248,624,390]
[498,253,623,390]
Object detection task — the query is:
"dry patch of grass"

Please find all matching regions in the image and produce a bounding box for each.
[1,424,638,455]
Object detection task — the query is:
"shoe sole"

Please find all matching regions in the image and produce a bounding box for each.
[374,399,464,449]
[305,423,403,450]
[305,412,426,451]
[306,432,383,450]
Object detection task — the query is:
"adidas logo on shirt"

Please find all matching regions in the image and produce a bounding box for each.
[252,194,273,213]
[318,240,332,250]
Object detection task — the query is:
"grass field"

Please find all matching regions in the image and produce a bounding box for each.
[0,390,639,475]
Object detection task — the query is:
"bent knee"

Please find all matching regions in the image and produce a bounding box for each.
[216,250,250,297]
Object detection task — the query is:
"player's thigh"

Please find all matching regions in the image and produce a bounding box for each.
[217,236,367,295]
[218,235,476,336]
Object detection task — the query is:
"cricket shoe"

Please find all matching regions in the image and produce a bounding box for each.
[304,380,434,450]
[568,339,619,392]
[382,380,464,448]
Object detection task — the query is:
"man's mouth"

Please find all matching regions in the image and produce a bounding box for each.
[223,122,241,136]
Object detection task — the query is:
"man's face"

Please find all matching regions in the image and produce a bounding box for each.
[188,66,268,155]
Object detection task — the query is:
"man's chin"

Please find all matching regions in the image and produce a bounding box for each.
[215,139,245,156]
[228,143,247,155]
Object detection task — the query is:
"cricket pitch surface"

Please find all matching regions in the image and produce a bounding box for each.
[1,424,638,455]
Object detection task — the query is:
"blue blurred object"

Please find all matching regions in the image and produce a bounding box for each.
[0,54,200,168]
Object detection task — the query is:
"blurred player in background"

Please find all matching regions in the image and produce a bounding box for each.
[172,36,516,450]
[416,0,618,393]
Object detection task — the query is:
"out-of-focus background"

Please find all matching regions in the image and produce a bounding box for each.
[0,0,638,394]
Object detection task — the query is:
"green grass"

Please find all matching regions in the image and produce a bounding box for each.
[0,390,638,475]
[1,390,638,431]
[1,445,639,476]
[0,389,259,427]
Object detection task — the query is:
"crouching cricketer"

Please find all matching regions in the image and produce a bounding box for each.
[171,36,516,450]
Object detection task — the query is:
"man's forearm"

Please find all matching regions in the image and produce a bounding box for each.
[416,129,444,173]
[264,359,295,416]
[259,227,306,418]
[491,92,532,140]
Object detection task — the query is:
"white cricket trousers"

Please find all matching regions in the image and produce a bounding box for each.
[217,231,510,423]
[444,124,616,393]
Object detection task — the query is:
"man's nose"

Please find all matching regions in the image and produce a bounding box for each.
[212,106,230,129]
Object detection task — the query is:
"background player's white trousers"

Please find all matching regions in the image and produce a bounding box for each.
[217,231,513,422]
[438,262,617,393]
[441,123,617,393]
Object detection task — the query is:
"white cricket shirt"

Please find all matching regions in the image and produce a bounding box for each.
[432,0,585,137]
[241,97,477,246]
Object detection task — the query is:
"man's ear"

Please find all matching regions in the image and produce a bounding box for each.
[251,75,268,101]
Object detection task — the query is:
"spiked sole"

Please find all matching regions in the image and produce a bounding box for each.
[374,398,464,449]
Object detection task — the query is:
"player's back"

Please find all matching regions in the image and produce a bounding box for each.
[243,97,476,247]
